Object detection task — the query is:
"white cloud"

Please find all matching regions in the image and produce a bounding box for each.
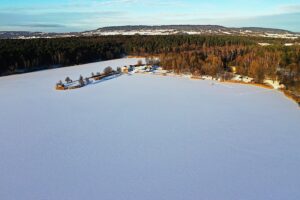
[277,4,300,13]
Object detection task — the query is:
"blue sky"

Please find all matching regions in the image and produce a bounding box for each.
[0,0,300,32]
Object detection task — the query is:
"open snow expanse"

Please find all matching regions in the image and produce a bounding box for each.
[0,58,300,200]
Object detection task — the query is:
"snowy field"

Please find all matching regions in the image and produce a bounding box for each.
[0,58,300,200]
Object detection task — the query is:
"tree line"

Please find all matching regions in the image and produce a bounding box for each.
[157,45,300,96]
[0,35,299,96]
[0,35,255,75]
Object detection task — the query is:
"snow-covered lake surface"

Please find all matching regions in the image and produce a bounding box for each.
[0,58,300,200]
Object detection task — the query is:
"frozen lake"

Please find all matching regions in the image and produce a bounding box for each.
[0,58,300,200]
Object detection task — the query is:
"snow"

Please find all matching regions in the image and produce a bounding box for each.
[0,58,300,200]
[222,31,232,35]
[263,34,298,39]
[258,43,271,46]
[88,29,178,36]
[284,43,294,46]
[264,79,285,89]
[202,75,214,80]
[232,74,254,83]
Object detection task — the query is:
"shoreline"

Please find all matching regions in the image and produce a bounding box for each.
[220,80,274,90]
[281,89,300,106]
[222,80,299,106]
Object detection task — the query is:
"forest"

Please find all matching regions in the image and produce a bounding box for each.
[158,45,300,94]
[0,35,300,97]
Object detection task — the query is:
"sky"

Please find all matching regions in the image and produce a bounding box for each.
[0,0,300,32]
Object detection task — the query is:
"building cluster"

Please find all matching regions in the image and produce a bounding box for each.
[121,64,168,75]
[55,67,120,90]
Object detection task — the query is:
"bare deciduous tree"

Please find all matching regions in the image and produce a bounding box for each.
[103,66,113,75]
[137,60,143,66]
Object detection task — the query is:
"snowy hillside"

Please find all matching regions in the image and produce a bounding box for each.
[84,26,299,39]
[0,58,300,200]
[2,25,299,39]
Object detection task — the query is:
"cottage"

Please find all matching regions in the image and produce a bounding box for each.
[121,66,129,73]
[55,80,66,90]
[55,85,65,90]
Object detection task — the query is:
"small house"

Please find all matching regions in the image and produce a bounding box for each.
[55,84,65,90]
[121,66,129,73]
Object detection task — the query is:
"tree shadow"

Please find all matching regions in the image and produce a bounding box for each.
[89,73,122,86]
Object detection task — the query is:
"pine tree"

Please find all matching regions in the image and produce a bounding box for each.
[65,77,72,83]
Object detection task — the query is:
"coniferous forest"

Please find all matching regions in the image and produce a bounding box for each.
[0,35,300,96]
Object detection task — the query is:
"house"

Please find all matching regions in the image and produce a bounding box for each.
[55,83,65,90]
[121,66,129,73]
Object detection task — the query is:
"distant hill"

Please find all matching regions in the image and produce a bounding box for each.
[0,31,78,39]
[1,25,299,39]
[96,25,228,31]
[235,27,294,34]
[95,25,293,34]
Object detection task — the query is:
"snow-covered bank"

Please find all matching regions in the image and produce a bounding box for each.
[130,65,293,104]
[0,58,300,200]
